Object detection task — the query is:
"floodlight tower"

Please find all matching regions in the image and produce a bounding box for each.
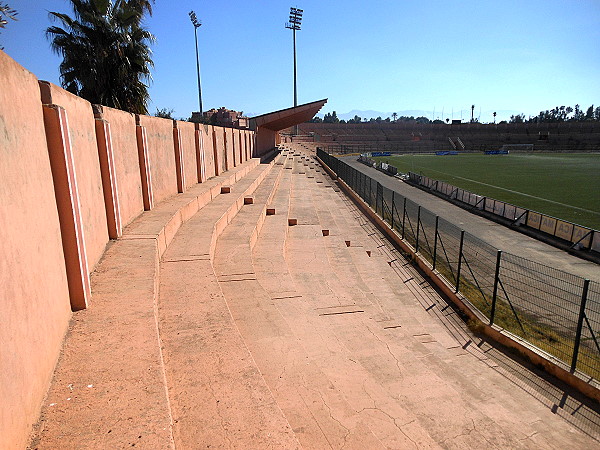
[285,7,303,112]
[189,11,203,115]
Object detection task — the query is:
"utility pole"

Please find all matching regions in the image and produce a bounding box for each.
[285,7,303,135]
[189,11,203,116]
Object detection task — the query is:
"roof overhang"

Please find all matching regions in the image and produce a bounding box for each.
[250,99,327,131]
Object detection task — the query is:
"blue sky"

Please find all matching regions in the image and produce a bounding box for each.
[2,1,599,122]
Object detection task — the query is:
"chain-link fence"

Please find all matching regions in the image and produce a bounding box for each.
[318,148,600,381]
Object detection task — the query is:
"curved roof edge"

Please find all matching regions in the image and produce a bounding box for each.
[250,99,328,131]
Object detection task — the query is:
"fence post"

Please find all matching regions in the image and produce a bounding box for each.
[391,191,395,230]
[402,198,407,239]
[455,230,465,293]
[571,279,591,373]
[432,216,439,270]
[416,206,421,252]
[490,250,502,325]
[360,173,364,199]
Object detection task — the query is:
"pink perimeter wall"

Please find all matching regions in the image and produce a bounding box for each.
[213,126,227,174]
[0,51,72,450]
[99,106,144,227]
[137,115,179,205]
[40,82,110,272]
[200,125,216,179]
[225,127,235,169]
[176,120,199,189]
[0,50,257,448]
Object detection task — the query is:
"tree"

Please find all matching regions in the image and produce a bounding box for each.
[0,2,17,49]
[572,104,584,121]
[493,111,497,123]
[585,105,594,121]
[509,114,525,123]
[0,2,17,29]
[155,107,174,119]
[323,111,340,123]
[47,0,155,114]
[392,112,397,122]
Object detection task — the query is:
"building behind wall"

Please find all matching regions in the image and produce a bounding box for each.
[195,107,249,128]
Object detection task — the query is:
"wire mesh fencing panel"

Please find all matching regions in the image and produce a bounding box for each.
[380,185,395,226]
[458,234,499,322]
[416,207,437,266]
[434,217,463,287]
[403,199,420,250]
[317,150,600,380]
[578,281,600,377]
[497,253,584,372]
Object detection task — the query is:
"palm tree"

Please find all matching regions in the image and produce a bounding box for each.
[47,0,155,114]
[0,2,17,29]
[392,112,397,122]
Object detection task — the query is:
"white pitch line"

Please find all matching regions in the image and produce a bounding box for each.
[411,165,600,217]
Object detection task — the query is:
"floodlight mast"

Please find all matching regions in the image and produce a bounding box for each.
[189,11,203,115]
[285,7,303,132]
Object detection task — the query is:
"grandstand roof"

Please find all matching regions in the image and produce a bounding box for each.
[250,99,327,131]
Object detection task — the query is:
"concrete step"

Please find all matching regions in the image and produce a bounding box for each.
[157,153,301,448]
[29,156,272,449]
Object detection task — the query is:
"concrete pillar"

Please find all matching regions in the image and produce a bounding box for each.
[135,120,154,210]
[94,109,123,239]
[211,127,220,176]
[42,104,91,311]
[173,123,185,193]
[195,123,206,183]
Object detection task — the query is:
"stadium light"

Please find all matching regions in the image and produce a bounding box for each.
[285,7,303,114]
[189,11,203,115]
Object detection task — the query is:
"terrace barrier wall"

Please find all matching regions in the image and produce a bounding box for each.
[0,51,256,449]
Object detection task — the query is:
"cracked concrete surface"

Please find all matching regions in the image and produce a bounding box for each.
[29,146,599,448]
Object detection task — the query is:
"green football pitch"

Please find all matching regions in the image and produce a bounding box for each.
[373,153,600,230]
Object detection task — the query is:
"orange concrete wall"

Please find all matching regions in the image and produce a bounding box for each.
[200,125,216,179]
[249,131,255,159]
[0,51,258,448]
[244,130,252,161]
[137,115,178,204]
[213,126,227,173]
[99,106,144,227]
[256,127,277,156]
[236,129,244,164]
[233,129,241,166]
[240,130,247,162]
[176,120,199,188]
[224,127,235,169]
[40,82,109,273]
[0,51,72,450]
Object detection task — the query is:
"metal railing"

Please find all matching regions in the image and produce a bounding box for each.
[318,148,600,380]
